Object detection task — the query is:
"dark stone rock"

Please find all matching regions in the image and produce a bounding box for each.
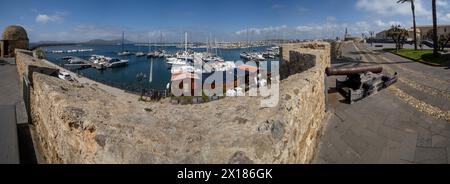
[285,94,291,100]
[95,134,107,147]
[228,151,254,164]
[271,120,285,141]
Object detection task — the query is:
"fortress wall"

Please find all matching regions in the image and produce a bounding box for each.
[14,42,330,163]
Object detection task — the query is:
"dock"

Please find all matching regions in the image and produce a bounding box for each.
[63,57,105,70]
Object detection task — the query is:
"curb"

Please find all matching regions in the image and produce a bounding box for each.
[384,50,442,67]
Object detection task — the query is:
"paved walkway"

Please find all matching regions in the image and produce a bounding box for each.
[0,59,20,164]
[314,42,450,164]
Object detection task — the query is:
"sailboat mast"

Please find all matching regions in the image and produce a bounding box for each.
[215,37,218,56]
[209,33,212,55]
[122,32,124,52]
[185,32,187,53]
[148,32,151,52]
[246,28,249,52]
[160,31,163,51]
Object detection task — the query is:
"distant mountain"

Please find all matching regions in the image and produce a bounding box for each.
[32,40,77,45]
[29,41,78,50]
[83,39,133,45]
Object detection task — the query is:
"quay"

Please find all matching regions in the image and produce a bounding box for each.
[63,56,104,70]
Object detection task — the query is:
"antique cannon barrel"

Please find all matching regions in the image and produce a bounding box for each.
[326,65,383,76]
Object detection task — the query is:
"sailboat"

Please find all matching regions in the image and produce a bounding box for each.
[118,32,132,56]
[135,45,145,57]
[240,28,265,61]
[134,35,145,57]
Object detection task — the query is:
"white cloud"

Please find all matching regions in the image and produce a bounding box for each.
[35,12,65,24]
[374,20,405,28]
[235,25,287,35]
[375,20,386,27]
[437,0,449,7]
[442,13,450,22]
[356,0,430,16]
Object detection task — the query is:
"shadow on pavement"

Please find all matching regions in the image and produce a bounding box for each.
[17,124,38,164]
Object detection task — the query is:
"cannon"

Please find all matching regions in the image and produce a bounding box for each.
[326,65,397,104]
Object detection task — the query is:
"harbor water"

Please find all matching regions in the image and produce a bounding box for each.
[43,44,273,93]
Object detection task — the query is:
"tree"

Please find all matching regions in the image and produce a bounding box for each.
[438,33,450,51]
[425,30,450,51]
[432,0,439,56]
[397,0,418,50]
[387,25,409,52]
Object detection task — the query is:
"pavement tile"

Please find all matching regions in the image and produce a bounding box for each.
[355,128,387,148]
[315,42,450,164]
[379,140,414,163]
[431,135,450,148]
[416,127,432,147]
[341,129,369,156]
[431,122,450,138]
[355,145,383,164]
[377,124,414,143]
[414,147,447,164]
[447,148,450,164]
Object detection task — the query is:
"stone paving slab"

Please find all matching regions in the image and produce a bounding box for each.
[432,135,450,148]
[0,105,20,164]
[447,148,450,164]
[414,147,447,164]
[314,42,450,164]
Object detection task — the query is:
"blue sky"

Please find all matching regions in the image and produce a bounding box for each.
[1,0,449,42]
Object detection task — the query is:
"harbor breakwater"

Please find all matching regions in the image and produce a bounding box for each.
[14,41,330,164]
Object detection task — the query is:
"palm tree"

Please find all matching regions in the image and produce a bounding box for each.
[397,0,418,50]
[432,0,439,56]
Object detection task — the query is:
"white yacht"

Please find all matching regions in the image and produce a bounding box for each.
[107,58,129,68]
[166,57,188,66]
[135,52,146,57]
[89,55,128,68]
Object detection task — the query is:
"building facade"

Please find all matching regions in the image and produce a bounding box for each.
[415,25,450,40]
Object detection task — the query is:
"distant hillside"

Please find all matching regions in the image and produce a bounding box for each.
[83,39,133,45]
[30,41,78,50]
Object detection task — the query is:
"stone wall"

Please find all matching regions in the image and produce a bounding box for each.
[14,42,330,164]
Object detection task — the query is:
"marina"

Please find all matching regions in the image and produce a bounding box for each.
[43,43,276,93]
